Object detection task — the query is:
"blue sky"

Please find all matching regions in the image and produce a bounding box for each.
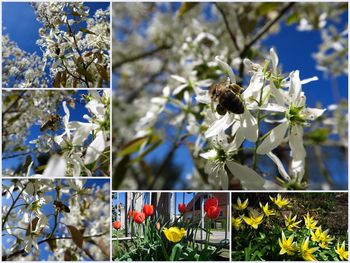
[2,2,110,54]
[113,3,348,189]
[2,179,109,260]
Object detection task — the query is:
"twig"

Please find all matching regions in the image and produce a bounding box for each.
[113,44,171,69]
[214,3,240,51]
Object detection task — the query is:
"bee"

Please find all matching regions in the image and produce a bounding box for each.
[53,200,70,213]
[209,79,244,115]
[40,114,61,132]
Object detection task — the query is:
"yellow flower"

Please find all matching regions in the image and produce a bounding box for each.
[259,202,275,217]
[243,212,264,229]
[284,213,302,231]
[301,237,318,261]
[163,227,186,243]
[270,194,289,208]
[303,212,318,230]
[310,227,334,249]
[233,197,248,210]
[232,217,242,230]
[335,241,348,261]
[278,231,298,255]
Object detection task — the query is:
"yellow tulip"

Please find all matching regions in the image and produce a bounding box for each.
[243,212,263,229]
[284,213,302,231]
[233,197,248,210]
[163,227,186,243]
[259,202,275,217]
[278,231,298,255]
[232,217,242,230]
[301,237,318,261]
[336,241,348,261]
[270,194,289,208]
[303,212,318,230]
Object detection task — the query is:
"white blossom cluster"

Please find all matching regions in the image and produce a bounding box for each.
[3,90,110,177]
[2,2,110,88]
[2,35,48,88]
[112,3,347,190]
[2,179,110,261]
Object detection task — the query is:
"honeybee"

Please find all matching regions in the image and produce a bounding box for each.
[40,114,61,132]
[209,79,244,115]
[53,200,70,213]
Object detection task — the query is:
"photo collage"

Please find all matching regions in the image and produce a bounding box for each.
[1,1,348,262]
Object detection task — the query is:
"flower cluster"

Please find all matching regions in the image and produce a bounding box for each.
[112,193,229,261]
[231,194,348,261]
[2,179,110,261]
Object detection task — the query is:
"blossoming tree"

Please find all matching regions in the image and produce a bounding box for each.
[112,2,348,190]
[2,179,110,261]
[2,2,110,88]
[2,90,110,177]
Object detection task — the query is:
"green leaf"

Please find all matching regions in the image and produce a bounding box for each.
[170,243,183,261]
[286,13,299,25]
[118,136,148,157]
[76,67,94,82]
[48,239,57,252]
[79,28,96,35]
[53,72,61,88]
[177,3,198,17]
[95,63,109,83]
[67,225,83,249]
[129,140,162,164]
[22,155,32,173]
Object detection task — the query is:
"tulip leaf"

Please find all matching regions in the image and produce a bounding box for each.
[170,243,183,261]
[67,225,83,249]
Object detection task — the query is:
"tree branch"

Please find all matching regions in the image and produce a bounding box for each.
[214,3,240,51]
[112,44,171,69]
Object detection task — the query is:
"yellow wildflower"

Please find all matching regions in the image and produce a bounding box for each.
[278,231,298,255]
[232,217,242,231]
[243,212,264,229]
[233,197,248,210]
[163,227,186,243]
[310,227,334,249]
[259,202,275,217]
[270,194,289,208]
[335,241,348,261]
[303,212,318,230]
[301,237,318,261]
[284,213,302,231]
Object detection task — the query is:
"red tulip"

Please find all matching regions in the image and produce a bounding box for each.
[143,204,154,217]
[113,221,121,230]
[204,197,219,213]
[133,212,146,224]
[128,210,136,219]
[207,206,221,220]
[178,203,186,214]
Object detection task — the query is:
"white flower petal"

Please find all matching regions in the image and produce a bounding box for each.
[72,122,94,146]
[270,48,279,72]
[289,70,301,102]
[266,152,291,181]
[240,110,258,142]
[200,149,217,160]
[205,113,234,138]
[42,155,66,177]
[171,75,187,83]
[257,122,289,155]
[215,56,236,83]
[289,125,306,160]
[300,76,318,85]
[260,103,287,113]
[226,161,266,189]
[304,107,326,121]
[84,131,106,165]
